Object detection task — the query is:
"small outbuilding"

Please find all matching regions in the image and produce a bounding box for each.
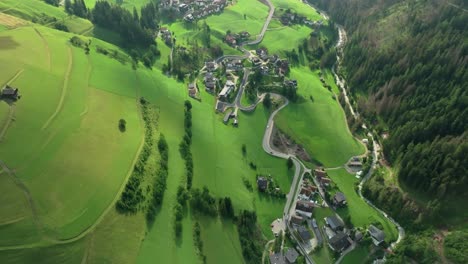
[368,225,385,246]
[1,85,19,100]
[333,192,347,207]
[285,248,299,263]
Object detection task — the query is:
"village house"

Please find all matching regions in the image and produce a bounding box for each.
[348,156,363,168]
[256,47,269,61]
[276,59,290,76]
[290,214,304,226]
[325,215,344,232]
[296,225,312,242]
[368,225,386,246]
[218,80,235,99]
[204,72,217,91]
[224,59,243,71]
[188,83,197,98]
[205,61,217,72]
[215,100,225,112]
[239,31,250,39]
[160,27,172,45]
[225,34,237,46]
[251,57,262,67]
[285,248,299,264]
[333,192,347,207]
[284,79,298,88]
[1,85,19,100]
[328,232,350,252]
[260,65,269,75]
[257,176,268,191]
[269,252,286,264]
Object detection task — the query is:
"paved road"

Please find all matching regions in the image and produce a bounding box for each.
[242,0,275,46]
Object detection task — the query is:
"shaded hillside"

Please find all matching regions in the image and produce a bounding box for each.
[310,0,467,226]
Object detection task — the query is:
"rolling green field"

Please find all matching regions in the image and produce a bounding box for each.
[275,67,365,167]
[271,0,323,21]
[0,0,399,263]
[327,168,398,242]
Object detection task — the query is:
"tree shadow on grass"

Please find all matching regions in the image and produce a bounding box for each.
[0,36,20,50]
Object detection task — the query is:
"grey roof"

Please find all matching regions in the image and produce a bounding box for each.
[325,215,344,230]
[285,248,299,263]
[269,252,286,264]
[297,226,312,241]
[329,232,350,252]
[2,86,17,95]
[368,225,385,242]
[334,192,346,203]
[355,231,363,241]
[257,177,268,190]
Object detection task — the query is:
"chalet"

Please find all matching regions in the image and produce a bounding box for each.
[225,59,243,71]
[269,54,279,64]
[256,47,269,61]
[219,80,235,99]
[296,226,312,242]
[257,176,268,191]
[260,65,269,75]
[184,13,194,22]
[276,59,290,76]
[348,157,363,167]
[290,214,304,225]
[284,80,298,88]
[325,215,344,231]
[239,31,250,39]
[160,28,172,44]
[204,73,217,91]
[333,192,347,207]
[225,35,237,46]
[314,168,327,178]
[178,3,189,12]
[328,232,350,252]
[285,248,299,264]
[251,57,262,66]
[205,61,217,72]
[355,231,363,241]
[1,85,19,100]
[300,187,312,197]
[215,100,225,112]
[223,110,232,124]
[269,252,286,264]
[368,225,385,246]
[188,83,197,98]
[296,200,315,213]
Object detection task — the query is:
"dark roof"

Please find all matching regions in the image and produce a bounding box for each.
[325,216,344,230]
[297,226,312,241]
[257,177,268,190]
[2,86,18,96]
[269,252,286,264]
[368,225,385,242]
[333,192,346,203]
[285,248,299,263]
[290,215,303,225]
[296,200,315,213]
[329,232,350,252]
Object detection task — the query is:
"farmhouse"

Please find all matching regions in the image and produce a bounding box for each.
[224,59,243,71]
[269,252,286,264]
[215,100,225,112]
[296,200,315,213]
[290,214,304,225]
[219,80,235,99]
[333,192,347,207]
[257,176,268,191]
[348,156,363,167]
[205,61,217,72]
[314,168,327,178]
[328,232,350,252]
[223,109,232,124]
[325,215,344,231]
[225,35,237,46]
[368,225,386,246]
[1,85,19,100]
[296,226,312,242]
[285,248,299,263]
[204,72,217,91]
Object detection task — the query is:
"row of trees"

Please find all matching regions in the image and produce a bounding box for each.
[116,98,156,214]
[147,134,169,223]
[237,210,265,264]
[179,100,194,189]
[173,185,188,237]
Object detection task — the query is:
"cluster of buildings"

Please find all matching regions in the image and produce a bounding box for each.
[224,31,251,46]
[251,47,291,77]
[257,176,283,196]
[1,85,20,100]
[176,0,228,22]
[314,168,332,188]
[280,10,324,29]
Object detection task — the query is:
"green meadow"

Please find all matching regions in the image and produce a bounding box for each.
[274,67,365,167]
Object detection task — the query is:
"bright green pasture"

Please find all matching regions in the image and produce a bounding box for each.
[84,0,151,11]
[0,0,92,34]
[271,0,323,21]
[327,168,398,242]
[0,26,143,241]
[275,67,365,167]
[262,25,312,55]
[206,0,269,37]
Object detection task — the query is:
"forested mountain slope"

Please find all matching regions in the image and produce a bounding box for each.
[309,0,467,226]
